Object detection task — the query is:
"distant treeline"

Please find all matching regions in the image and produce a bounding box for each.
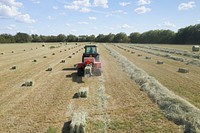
[0,23,200,44]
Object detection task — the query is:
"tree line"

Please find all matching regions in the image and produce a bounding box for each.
[0,23,199,44]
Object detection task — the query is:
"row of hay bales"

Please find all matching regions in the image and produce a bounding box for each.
[129,46,200,67]
[114,45,190,73]
[106,45,200,132]
[134,45,200,59]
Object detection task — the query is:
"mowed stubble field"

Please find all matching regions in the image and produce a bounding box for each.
[1,42,199,132]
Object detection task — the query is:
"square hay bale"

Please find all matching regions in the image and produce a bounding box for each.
[22,80,33,87]
[43,56,47,58]
[72,53,75,55]
[64,49,67,51]
[11,65,17,70]
[68,48,71,50]
[23,49,26,51]
[76,51,78,53]
[127,50,130,52]
[52,53,55,55]
[138,54,142,56]
[131,51,135,54]
[70,112,86,133]
[178,68,189,73]
[42,44,46,47]
[157,60,164,64]
[11,51,14,53]
[192,45,199,52]
[78,87,89,98]
[145,56,151,59]
[1,52,5,55]
[46,67,52,71]
[68,56,72,58]
[60,51,62,53]
[60,60,65,63]
[33,59,37,62]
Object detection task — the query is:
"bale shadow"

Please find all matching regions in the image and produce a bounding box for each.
[62,121,71,133]
[66,73,84,83]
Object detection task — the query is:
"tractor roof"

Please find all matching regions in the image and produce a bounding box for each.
[84,45,97,48]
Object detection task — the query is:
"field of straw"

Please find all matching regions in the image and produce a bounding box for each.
[1,42,199,132]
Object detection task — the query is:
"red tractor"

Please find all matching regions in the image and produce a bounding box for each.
[77,45,101,77]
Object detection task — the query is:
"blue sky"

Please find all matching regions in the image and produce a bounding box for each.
[0,0,200,36]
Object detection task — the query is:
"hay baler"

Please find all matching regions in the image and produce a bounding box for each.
[77,45,101,77]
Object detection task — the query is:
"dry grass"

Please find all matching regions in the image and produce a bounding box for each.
[105,44,200,132]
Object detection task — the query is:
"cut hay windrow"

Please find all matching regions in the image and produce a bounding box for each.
[128,46,200,67]
[105,45,200,133]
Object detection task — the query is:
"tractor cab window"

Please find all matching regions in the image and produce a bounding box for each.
[86,47,97,54]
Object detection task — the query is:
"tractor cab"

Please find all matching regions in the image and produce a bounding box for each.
[82,45,99,62]
[85,45,97,54]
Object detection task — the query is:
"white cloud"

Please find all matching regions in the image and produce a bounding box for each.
[73,0,90,7]
[112,10,127,14]
[89,16,96,20]
[137,0,151,5]
[121,24,131,29]
[53,6,58,10]
[119,2,131,7]
[16,14,36,23]
[93,0,108,8]
[6,24,16,30]
[0,0,35,23]
[80,7,91,13]
[29,0,40,4]
[134,6,151,14]
[64,5,79,10]
[178,1,195,10]
[157,21,176,28]
[47,16,54,20]
[66,23,71,26]
[163,21,176,28]
[78,21,89,25]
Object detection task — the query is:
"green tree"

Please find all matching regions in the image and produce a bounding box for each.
[113,32,129,43]
[15,32,32,43]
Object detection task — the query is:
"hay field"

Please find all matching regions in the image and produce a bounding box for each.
[0,43,186,132]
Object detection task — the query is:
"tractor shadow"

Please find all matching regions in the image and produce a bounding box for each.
[62,121,71,133]
[66,72,84,83]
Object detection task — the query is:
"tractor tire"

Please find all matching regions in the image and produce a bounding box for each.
[77,68,84,76]
[95,69,101,76]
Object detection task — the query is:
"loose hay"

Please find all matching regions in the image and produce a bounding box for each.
[70,112,87,133]
[178,68,189,73]
[105,45,200,132]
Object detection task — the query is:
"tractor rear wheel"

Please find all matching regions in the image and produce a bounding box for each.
[77,68,84,76]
